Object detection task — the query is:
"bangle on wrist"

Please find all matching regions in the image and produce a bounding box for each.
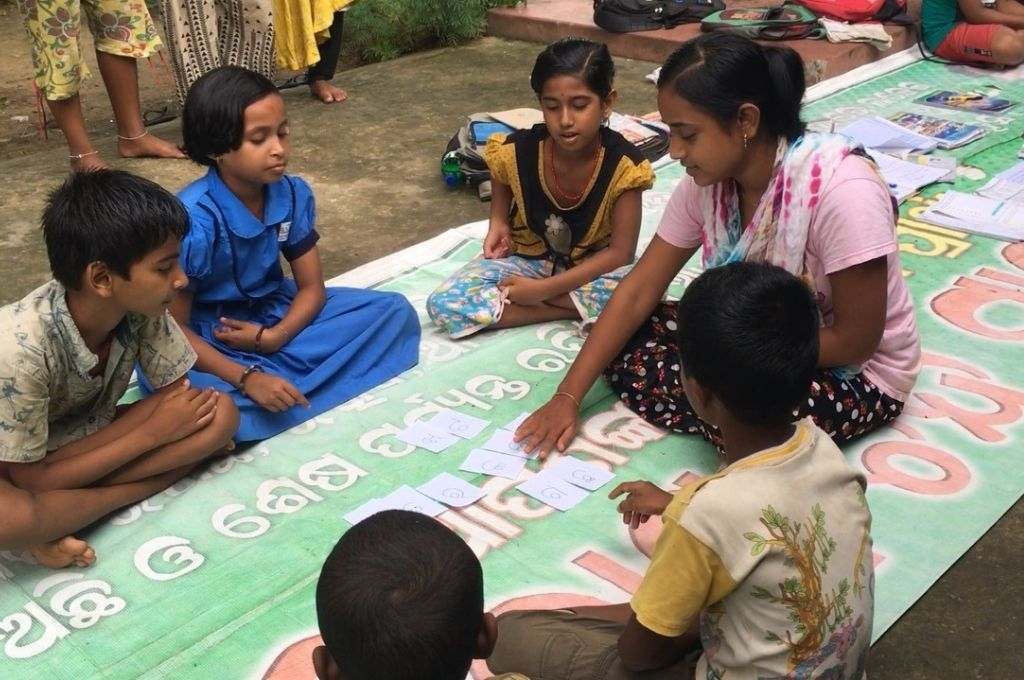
[554,390,581,410]
[254,325,267,354]
[238,364,262,395]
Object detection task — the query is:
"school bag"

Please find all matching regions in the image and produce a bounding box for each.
[700,4,824,40]
[791,0,911,23]
[593,0,725,33]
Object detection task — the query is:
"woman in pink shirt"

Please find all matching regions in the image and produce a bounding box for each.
[516,33,920,456]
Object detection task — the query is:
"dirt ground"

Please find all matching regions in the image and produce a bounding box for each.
[1,5,1021,678]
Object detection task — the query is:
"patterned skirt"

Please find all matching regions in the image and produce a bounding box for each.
[604,301,904,450]
[159,0,277,104]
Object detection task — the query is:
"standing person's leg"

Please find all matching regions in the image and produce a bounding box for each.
[83,0,184,158]
[307,9,347,103]
[17,0,107,170]
[218,0,276,81]
[158,0,220,105]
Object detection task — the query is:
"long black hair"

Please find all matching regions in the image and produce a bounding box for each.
[530,37,616,98]
[657,33,806,141]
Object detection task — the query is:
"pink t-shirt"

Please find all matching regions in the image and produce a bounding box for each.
[657,155,921,402]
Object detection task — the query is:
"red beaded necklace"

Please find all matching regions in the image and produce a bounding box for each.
[546,139,601,206]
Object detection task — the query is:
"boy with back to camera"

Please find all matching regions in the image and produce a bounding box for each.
[313,509,528,680]
[490,262,875,679]
[0,170,238,567]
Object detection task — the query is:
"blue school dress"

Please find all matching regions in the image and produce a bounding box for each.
[172,168,420,441]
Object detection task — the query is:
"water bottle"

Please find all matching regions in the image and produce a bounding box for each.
[441,152,463,188]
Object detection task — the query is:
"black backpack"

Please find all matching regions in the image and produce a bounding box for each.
[593,0,725,33]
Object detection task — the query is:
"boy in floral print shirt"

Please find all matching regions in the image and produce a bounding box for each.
[491,262,873,679]
[0,171,237,568]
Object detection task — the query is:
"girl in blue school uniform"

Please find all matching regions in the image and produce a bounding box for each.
[168,65,420,442]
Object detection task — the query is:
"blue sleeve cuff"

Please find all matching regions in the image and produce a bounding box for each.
[281,229,320,261]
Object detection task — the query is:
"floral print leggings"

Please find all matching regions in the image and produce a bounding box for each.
[605,302,905,451]
[427,255,629,339]
[18,0,162,100]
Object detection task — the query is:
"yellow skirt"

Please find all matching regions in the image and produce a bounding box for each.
[273,0,356,70]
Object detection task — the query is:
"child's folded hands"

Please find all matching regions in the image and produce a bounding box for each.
[608,481,673,530]
[215,318,272,352]
[151,380,220,446]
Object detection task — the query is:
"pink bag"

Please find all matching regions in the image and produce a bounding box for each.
[793,0,909,22]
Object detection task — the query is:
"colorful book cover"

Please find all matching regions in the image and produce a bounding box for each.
[889,112,984,149]
[918,90,1014,114]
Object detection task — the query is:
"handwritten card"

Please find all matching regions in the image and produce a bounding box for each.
[459,449,527,480]
[343,498,384,525]
[547,457,615,492]
[425,409,491,439]
[377,485,447,517]
[516,470,589,511]
[480,429,529,458]
[396,421,461,453]
[417,472,486,508]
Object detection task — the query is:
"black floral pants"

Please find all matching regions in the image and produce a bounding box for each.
[604,302,904,450]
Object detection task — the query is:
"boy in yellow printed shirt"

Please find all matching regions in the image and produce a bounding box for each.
[491,262,874,680]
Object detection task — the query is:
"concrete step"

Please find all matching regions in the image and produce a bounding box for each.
[488,0,920,84]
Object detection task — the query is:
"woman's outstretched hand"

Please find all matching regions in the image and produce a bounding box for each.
[514,393,580,459]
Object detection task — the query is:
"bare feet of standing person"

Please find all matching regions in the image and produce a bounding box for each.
[309,78,348,104]
[19,0,186,170]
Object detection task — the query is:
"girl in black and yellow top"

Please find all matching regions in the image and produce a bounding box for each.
[426,39,654,338]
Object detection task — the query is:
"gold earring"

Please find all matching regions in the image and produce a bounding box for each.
[742,132,749,150]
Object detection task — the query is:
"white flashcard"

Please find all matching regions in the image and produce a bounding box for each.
[503,412,531,433]
[425,408,491,439]
[459,449,528,480]
[480,429,529,458]
[396,421,461,453]
[417,472,486,508]
[547,457,615,491]
[516,471,590,511]
[343,498,384,525]
[377,485,447,517]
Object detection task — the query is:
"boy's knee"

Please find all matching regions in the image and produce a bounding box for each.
[208,393,239,449]
[0,487,39,550]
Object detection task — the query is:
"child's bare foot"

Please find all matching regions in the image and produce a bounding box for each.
[117,132,187,160]
[309,79,348,104]
[30,536,96,569]
[70,151,109,173]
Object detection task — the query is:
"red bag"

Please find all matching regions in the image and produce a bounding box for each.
[793,0,908,22]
